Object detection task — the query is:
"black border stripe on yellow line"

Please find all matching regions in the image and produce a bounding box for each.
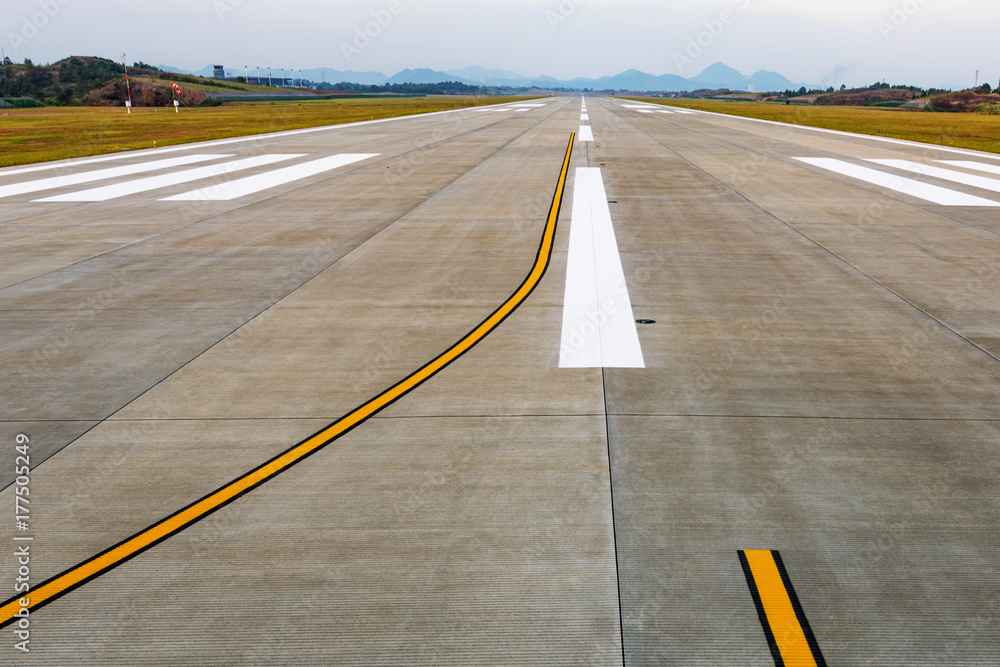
[0,132,577,630]
[739,550,827,667]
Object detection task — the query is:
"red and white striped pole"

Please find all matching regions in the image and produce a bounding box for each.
[122,53,133,114]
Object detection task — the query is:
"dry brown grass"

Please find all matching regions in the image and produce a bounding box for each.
[0,95,539,167]
[634,98,1000,155]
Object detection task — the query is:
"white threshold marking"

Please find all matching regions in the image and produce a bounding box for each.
[0,100,544,179]
[685,108,1000,161]
[637,110,654,114]
[657,110,674,114]
[579,126,594,142]
[936,160,1000,177]
[867,159,1000,195]
[795,158,1000,207]
[560,167,644,369]
[622,104,657,109]
[0,154,229,199]
[161,153,379,201]
[35,155,302,202]
[514,108,531,113]
[0,153,170,178]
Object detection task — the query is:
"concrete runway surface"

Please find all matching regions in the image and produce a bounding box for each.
[2,96,999,665]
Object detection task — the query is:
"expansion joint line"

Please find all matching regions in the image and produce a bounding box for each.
[0,133,578,629]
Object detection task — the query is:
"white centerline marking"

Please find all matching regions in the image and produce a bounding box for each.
[581,114,590,121]
[795,158,1000,207]
[161,153,379,201]
[867,159,1000,195]
[579,126,594,142]
[935,160,1000,178]
[560,167,644,369]
[0,155,230,199]
[35,155,303,202]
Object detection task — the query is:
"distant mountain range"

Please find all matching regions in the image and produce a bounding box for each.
[159,62,806,93]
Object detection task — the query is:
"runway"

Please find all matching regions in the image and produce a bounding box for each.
[2,96,999,664]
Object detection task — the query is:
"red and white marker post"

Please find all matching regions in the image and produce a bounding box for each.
[122,53,133,114]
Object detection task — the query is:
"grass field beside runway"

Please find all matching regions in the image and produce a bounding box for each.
[0,95,543,168]
[631,98,1000,155]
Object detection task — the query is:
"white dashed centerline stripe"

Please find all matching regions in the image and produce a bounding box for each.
[560,167,644,369]
[794,158,1000,207]
[579,126,594,142]
[161,153,379,201]
[867,159,1000,195]
[35,154,304,202]
[0,155,231,199]
[581,114,589,121]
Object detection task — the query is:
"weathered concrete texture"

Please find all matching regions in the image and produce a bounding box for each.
[602,99,1000,664]
[2,96,999,665]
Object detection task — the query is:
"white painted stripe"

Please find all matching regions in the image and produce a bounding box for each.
[560,168,644,368]
[0,155,230,199]
[668,108,696,114]
[656,110,674,114]
[936,160,1000,177]
[637,110,654,114]
[510,103,546,107]
[581,114,590,121]
[35,154,303,202]
[794,158,1000,207]
[622,104,657,109]
[493,108,514,112]
[579,126,594,142]
[0,153,164,177]
[514,108,531,113]
[684,108,1000,160]
[0,101,525,178]
[867,159,1000,195]
[161,153,379,201]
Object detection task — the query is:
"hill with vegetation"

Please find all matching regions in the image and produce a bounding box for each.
[0,56,256,107]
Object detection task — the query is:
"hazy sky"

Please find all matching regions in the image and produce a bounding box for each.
[4,0,997,88]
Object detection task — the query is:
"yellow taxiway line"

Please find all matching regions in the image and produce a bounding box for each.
[0,133,577,629]
[739,549,827,666]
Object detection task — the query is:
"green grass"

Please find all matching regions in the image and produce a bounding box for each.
[0,95,541,167]
[632,98,1000,155]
